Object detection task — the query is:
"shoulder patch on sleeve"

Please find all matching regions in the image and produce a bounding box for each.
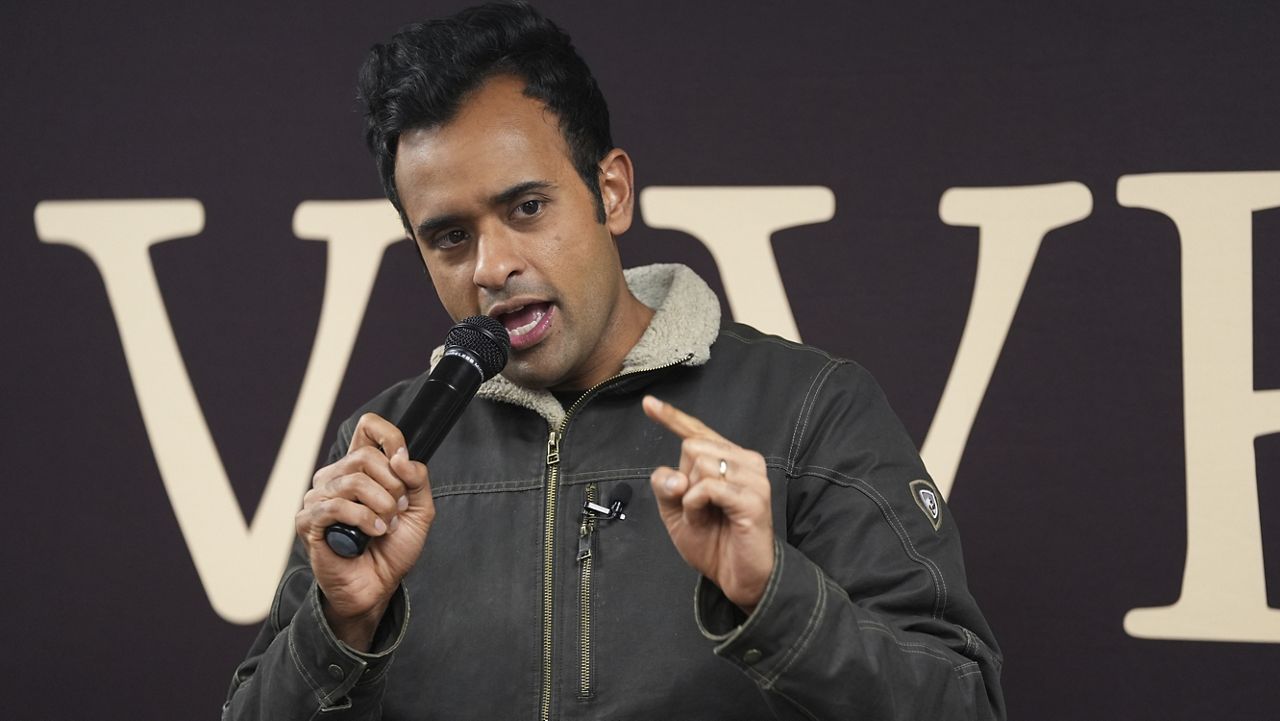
[909,479,943,531]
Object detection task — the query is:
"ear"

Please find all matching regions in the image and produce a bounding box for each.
[598,148,634,236]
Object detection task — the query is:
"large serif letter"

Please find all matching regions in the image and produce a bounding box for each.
[1120,172,1280,642]
[34,199,403,623]
[928,183,1093,498]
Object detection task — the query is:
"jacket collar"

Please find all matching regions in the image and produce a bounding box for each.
[435,263,721,426]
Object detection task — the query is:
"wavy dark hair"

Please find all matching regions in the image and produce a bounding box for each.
[357,1,614,231]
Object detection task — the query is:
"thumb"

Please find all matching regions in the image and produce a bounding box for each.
[650,466,688,518]
[389,447,431,501]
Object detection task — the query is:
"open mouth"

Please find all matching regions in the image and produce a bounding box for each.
[495,301,555,350]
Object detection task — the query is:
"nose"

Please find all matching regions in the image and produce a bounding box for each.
[471,226,525,291]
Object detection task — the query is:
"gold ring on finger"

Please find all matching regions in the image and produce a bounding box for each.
[718,458,729,479]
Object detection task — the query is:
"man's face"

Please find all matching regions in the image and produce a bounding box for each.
[394,75,637,391]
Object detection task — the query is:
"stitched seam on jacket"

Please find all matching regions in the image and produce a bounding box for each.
[860,477,949,618]
[957,660,983,681]
[792,466,947,619]
[431,482,543,498]
[761,560,828,687]
[271,565,307,634]
[856,623,956,665]
[962,626,977,657]
[791,361,839,465]
[720,329,837,360]
[763,687,822,721]
[964,627,1003,673]
[285,623,326,712]
[562,467,666,483]
[787,360,841,467]
[566,460,793,485]
[855,619,957,665]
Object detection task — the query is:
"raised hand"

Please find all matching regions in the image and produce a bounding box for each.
[642,396,775,612]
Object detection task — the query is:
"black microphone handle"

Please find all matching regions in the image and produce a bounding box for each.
[324,351,485,558]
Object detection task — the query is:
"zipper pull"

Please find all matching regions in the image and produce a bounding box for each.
[577,520,593,562]
[546,430,560,466]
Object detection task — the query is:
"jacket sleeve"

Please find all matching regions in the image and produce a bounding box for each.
[221,432,412,721]
[694,360,1005,721]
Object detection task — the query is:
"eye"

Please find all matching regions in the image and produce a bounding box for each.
[433,228,470,249]
[514,199,544,218]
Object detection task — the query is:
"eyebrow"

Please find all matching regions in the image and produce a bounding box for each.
[414,180,557,240]
[491,179,555,207]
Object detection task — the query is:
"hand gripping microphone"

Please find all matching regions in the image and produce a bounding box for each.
[325,315,510,558]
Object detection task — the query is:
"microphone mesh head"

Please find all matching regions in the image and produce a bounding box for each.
[446,316,511,380]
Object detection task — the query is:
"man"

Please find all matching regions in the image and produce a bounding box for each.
[224,3,1004,719]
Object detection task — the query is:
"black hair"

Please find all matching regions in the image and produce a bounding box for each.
[357,1,614,231]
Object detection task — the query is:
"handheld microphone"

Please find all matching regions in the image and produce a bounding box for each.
[325,315,510,558]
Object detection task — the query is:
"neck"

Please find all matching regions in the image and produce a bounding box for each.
[551,289,654,392]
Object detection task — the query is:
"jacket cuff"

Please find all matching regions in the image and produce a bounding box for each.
[694,538,823,683]
[286,583,410,711]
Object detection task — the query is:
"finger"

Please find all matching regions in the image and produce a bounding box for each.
[388,446,431,498]
[679,437,739,480]
[317,445,414,506]
[683,444,769,488]
[642,396,727,443]
[316,472,400,519]
[682,477,768,527]
[297,495,391,543]
[687,452,729,487]
[678,476,726,526]
[348,412,409,455]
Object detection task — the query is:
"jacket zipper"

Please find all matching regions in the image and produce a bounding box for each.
[539,354,693,720]
[541,429,560,721]
[577,483,597,699]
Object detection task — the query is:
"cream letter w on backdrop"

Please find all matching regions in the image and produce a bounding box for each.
[34,200,403,624]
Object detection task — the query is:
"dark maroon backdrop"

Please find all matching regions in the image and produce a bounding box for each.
[5,0,1280,718]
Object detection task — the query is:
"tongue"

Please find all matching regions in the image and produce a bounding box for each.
[501,302,549,336]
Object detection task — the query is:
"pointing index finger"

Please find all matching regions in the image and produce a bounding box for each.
[642,395,727,442]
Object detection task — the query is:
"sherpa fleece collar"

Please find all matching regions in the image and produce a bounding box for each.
[431,263,721,427]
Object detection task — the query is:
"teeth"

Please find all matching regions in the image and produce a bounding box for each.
[510,308,545,336]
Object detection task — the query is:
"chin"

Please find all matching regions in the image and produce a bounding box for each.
[500,360,559,391]
[502,339,578,390]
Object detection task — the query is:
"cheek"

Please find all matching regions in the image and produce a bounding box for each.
[424,259,479,317]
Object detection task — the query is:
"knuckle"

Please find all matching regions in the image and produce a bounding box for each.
[324,473,352,495]
[369,489,396,514]
[351,445,381,464]
[683,438,708,457]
